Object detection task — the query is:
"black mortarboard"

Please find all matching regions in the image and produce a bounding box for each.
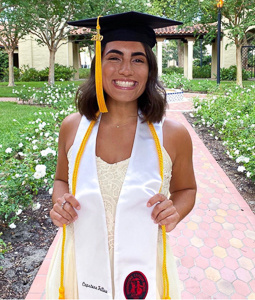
[68,11,182,48]
[68,11,182,113]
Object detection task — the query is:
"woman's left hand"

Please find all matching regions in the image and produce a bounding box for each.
[147,194,180,232]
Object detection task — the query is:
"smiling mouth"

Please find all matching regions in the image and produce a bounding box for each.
[114,80,137,88]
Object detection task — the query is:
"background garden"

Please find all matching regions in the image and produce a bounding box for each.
[0,70,254,231]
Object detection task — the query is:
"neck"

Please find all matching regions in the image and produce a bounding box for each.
[102,100,138,124]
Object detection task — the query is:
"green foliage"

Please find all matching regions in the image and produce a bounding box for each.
[162,40,178,68]
[0,84,77,225]
[52,64,76,81]
[161,73,219,93]
[0,80,83,97]
[2,64,76,82]
[2,67,20,82]
[0,232,11,259]
[19,66,41,82]
[161,73,192,90]
[163,66,183,75]
[193,85,255,181]
[193,55,212,67]
[0,50,9,80]
[79,68,90,79]
[220,65,252,81]
[193,65,211,78]
[13,82,77,108]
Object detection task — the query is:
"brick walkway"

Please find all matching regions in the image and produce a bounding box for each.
[26,94,255,299]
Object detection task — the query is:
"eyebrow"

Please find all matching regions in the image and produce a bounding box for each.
[105,49,147,58]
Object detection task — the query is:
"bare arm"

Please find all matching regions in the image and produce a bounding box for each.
[50,113,82,227]
[148,119,197,232]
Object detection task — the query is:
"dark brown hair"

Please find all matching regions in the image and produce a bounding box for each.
[75,43,166,123]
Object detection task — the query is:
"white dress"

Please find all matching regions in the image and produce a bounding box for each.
[46,147,181,299]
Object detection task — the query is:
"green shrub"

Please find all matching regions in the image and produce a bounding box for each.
[54,64,76,81]
[19,65,41,82]
[0,50,8,80]
[220,65,252,81]
[161,72,192,90]
[9,64,77,82]
[3,67,20,82]
[193,55,211,67]
[193,65,211,78]
[0,84,77,225]
[38,68,49,81]
[37,64,76,81]
[193,85,255,180]
[163,66,183,75]
[79,68,90,79]
[161,73,219,93]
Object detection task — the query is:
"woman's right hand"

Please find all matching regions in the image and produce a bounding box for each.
[50,193,81,227]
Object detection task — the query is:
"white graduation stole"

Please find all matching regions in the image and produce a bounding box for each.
[70,115,163,299]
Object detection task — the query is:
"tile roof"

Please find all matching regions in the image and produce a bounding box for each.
[155,24,208,36]
[69,24,208,40]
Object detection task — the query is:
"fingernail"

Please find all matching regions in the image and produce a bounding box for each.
[77,205,81,210]
[74,216,78,221]
[147,203,151,207]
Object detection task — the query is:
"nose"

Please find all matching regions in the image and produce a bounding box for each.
[118,60,134,76]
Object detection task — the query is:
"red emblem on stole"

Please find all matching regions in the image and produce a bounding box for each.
[124,271,148,299]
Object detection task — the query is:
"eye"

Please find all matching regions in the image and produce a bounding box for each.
[133,58,146,63]
[108,56,121,61]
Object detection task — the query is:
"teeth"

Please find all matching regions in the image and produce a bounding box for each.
[115,81,135,87]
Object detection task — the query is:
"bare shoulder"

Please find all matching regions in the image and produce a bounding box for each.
[59,112,82,153]
[61,112,82,128]
[163,118,193,162]
[163,118,191,141]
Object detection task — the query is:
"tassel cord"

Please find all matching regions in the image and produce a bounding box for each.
[148,122,170,300]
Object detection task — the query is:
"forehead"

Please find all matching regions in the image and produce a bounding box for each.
[103,41,146,54]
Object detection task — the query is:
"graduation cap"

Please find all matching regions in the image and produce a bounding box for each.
[67,11,182,113]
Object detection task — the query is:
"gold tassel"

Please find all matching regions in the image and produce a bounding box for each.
[91,16,108,113]
[148,123,171,300]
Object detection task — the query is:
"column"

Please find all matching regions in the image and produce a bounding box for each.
[184,42,188,78]
[187,37,195,80]
[156,38,164,77]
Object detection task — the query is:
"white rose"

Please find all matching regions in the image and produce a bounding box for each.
[32,202,41,211]
[5,147,12,153]
[16,209,22,215]
[237,166,246,173]
[9,223,16,229]
[33,172,42,179]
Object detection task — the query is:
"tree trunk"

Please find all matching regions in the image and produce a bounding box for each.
[236,43,243,87]
[48,48,56,85]
[8,51,15,87]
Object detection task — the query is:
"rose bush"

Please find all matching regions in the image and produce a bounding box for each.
[193,85,255,181]
[0,84,76,226]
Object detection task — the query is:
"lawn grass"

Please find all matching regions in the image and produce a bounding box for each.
[190,79,254,92]
[0,80,84,97]
[0,102,53,149]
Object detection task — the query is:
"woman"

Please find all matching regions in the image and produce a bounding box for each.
[47,12,196,299]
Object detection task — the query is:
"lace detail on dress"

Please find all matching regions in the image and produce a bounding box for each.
[96,156,130,251]
[67,146,172,252]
